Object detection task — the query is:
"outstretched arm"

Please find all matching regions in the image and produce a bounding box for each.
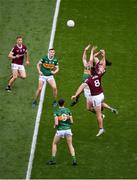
[100,49,106,69]
[93,50,101,64]
[89,46,97,67]
[82,44,91,67]
[71,83,87,100]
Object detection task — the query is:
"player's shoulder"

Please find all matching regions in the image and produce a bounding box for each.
[65,107,70,111]
[54,56,58,61]
[41,55,48,60]
[85,75,91,82]
[65,107,71,113]
[22,44,27,49]
[53,108,60,115]
[12,44,17,49]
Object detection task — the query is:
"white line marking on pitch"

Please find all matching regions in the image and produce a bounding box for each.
[25,0,61,179]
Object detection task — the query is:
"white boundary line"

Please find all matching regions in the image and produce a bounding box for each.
[25,0,61,179]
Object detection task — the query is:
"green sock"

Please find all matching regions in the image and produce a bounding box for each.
[52,156,56,161]
[72,156,76,161]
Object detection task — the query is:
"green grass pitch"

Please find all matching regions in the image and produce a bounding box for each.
[0,0,55,178]
[31,0,137,179]
[0,0,137,179]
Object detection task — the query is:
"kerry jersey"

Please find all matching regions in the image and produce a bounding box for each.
[40,55,58,76]
[54,107,72,130]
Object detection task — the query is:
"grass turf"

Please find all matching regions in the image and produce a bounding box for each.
[31,0,137,179]
[0,0,55,178]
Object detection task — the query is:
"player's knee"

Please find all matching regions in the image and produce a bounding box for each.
[52,86,57,91]
[21,74,26,79]
[38,87,42,93]
[52,141,57,146]
[86,104,93,111]
[96,113,102,120]
[87,106,91,111]
[13,75,18,79]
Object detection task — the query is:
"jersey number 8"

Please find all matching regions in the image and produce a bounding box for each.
[94,80,100,87]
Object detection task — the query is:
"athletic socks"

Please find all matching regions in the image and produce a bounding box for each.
[72,156,77,165]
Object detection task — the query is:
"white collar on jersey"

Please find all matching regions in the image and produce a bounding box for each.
[16,44,23,49]
[48,53,54,60]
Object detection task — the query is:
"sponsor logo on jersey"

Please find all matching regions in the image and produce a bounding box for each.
[43,63,55,69]
[58,114,69,121]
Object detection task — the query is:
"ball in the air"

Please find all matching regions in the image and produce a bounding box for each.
[67,20,75,27]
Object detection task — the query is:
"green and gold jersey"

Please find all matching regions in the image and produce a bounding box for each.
[54,107,72,130]
[40,55,58,76]
[82,65,91,82]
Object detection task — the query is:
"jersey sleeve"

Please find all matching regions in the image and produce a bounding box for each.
[54,109,60,117]
[24,45,27,53]
[55,59,59,66]
[10,47,16,54]
[40,58,44,63]
[85,78,90,86]
[68,108,72,116]
[53,110,58,117]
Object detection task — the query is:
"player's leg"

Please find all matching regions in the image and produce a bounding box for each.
[47,134,60,165]
[66,134,77,165]
[47,76,58,107]
[86,97,106,119]
[92,93,105,136]
[18,65,27,79]
[94,105,105,136]
[32,77,45,107]
[6,66,18,91]
[86,97,94,112]
[52,135,60,157]
[94,105,103,128]
[102,102,118,114]
[84,87,94,111]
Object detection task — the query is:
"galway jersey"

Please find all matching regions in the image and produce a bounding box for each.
[40,55,58,76]
[54,107,72,131]
[11,44,27,65]
[82,65,91,82]
[85,72,104,96]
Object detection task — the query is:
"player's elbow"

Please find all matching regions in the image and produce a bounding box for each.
[56,67,59,72]
[8,54,11,59]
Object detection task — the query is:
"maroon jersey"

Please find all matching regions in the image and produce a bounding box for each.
[11,44,27,65]
[85,73,103,96]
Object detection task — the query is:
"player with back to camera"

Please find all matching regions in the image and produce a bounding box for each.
[71,49,116,136]
[71,44,118,115]
[32,48,59,107]
[6,36,29,91]
[47,98,77,165]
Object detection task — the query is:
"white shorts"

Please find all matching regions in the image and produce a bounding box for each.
[91,93,104,107]
[55,129,73,138]
[84,86,92,99]
[39,75,54,82]
[11,63,25,71]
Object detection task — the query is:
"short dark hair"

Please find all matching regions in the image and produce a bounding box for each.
[16,35,22,39]
[49,48,55,51]
[91,66,96,75]
[58,99,65,106]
